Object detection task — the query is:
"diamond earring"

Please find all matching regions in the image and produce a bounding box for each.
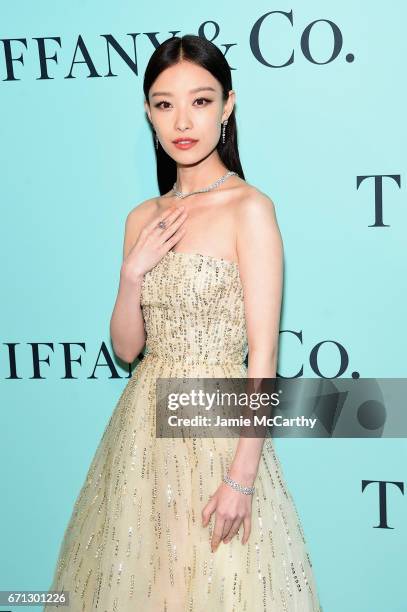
[154,132,158,150]
[221,119,228,144]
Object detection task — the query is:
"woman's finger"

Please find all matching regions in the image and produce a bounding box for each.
[150,205,185,234]
[211,514,226,552]
[159,209,188,245]
[220,518,234,540]
[223,517,242,543]
[241,515,251,545]
[165,225,187,250]
[201,495,216,527]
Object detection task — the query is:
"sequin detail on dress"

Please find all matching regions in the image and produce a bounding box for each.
[44,250,323,611]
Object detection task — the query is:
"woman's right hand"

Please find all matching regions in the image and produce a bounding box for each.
[121,205,188,283]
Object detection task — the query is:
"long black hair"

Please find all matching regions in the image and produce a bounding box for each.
[143,34,245,195]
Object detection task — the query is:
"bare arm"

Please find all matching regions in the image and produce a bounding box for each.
[201,190,283,550]
[110,202,188,363]
[228,190,284,486]
[109,207,148,363]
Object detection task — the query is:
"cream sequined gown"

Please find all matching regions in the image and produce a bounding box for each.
[45,250,322,612]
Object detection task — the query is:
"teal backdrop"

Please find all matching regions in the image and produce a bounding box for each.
[1,2,406,611]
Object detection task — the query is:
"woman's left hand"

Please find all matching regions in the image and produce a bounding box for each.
[201,476,254,552]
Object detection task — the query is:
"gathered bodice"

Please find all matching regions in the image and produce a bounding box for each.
[140,250,248,366]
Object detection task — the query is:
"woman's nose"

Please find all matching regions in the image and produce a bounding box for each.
[174,114,192,132]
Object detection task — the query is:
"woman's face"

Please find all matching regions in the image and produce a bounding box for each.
[145,60,235,163]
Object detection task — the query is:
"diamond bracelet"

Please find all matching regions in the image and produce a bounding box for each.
[223,474,255,496]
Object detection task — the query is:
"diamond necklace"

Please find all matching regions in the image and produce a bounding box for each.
[172,170,237,199]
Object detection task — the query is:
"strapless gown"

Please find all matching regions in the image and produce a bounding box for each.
[44,250,323,611]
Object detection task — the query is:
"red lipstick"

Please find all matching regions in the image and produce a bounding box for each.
[172,138,198,150]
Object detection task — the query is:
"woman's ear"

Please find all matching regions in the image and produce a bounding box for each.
[144,99,152,123]
[222,90,236,122]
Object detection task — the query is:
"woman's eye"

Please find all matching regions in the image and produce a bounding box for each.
[194,97,211,106]
[155,98,211,110]
[155,101,171,109]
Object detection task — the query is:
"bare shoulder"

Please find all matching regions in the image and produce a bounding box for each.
[125,196,160,230]
[122,197,160,259]
[234,184,282,261]
[235,183,277,221]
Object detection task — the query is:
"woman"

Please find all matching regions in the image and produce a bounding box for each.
[45,34,322,611]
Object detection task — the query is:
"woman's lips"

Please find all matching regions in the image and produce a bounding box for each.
[172,140,198,150]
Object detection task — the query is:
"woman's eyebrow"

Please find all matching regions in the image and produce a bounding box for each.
[151,86,216,98]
